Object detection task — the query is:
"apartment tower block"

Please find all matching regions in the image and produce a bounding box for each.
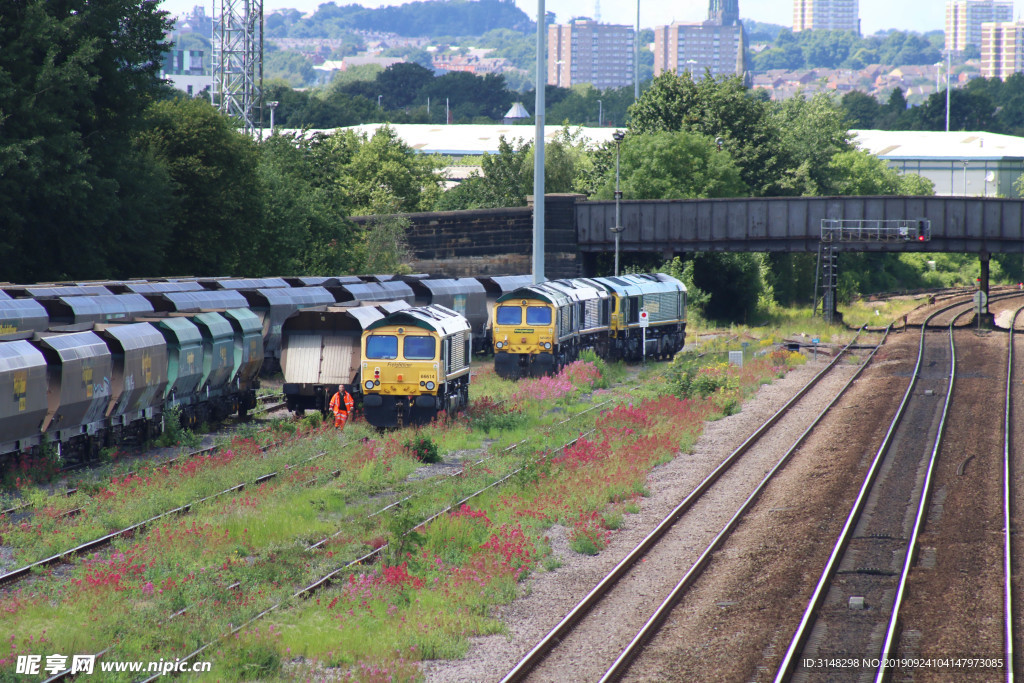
[652,0,744,79]
[547,19,634,89]
[793,0,860,34]
[946,0,1014,52]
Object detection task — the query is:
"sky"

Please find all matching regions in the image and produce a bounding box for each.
[159,0,984,36]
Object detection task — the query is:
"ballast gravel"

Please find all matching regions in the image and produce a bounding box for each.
[421,347,865,683]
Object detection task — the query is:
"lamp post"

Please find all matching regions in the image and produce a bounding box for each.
[946,50,951,132]
[612,130,625,276]
[686,59,698,77]
[634,0,639,101]
[962,159,969,196]
[597,99,602,126]
[555,59,565,87]
[267,101,278,134]
[934,60,942,93]
[377,95,382,109]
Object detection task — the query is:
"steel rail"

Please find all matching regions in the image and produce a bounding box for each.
[1006,305,1023,683]
[773,299,975,682]
[134,424,607,682]
[500,330,869,683]
[0,446,335,587]
[596,329,889,683]
[873,309,965,681]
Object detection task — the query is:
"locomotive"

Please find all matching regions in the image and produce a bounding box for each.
[493,273,686,379]
[360,305,471,428]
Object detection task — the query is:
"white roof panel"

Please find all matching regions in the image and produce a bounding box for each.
[851,129,1024,161]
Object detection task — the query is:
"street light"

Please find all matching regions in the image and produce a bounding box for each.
[377,95,382,109]
[267,101,278,134]
[945,50,951,132]
[597,99,602,126]
[612,130,625,276]
[555,59,565,87]
[686,59,698,77]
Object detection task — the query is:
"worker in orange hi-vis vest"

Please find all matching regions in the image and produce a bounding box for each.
[329,385,353,430]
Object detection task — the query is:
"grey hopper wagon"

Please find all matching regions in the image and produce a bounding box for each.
[239,286,335,373]
[31,331,114,458]
[0,299,49,338]
[3,285,113,299]
[39,294,154,326]
[93,323,170,441]
[0,340,49,456]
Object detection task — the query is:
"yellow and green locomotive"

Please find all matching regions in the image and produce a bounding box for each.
[360,304,471,427]
[492,273,686,379]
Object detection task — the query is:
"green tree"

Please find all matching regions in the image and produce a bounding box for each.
[338,125,444,214]
[592,130,747,200]
[257,133,357,275]
[628,71,791,197]
[841,91,882,129]
[828,149,933,196]
[0,0,173,281]
[135,98,263,275]
[775,92,853,195]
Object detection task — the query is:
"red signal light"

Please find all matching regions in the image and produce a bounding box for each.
[918,235,924,241]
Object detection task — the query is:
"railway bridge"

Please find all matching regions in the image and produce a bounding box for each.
[354,193,1024,301]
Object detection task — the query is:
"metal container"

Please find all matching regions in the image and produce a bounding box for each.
[32,331,113,440]
[109,281,203,295]
[94,323,169,424]
[176,312,236,393]
[221,308,264,391]
[147,290,249,312]
[141,317,204,407]
[5,285,113,298]
[281,303,405,414]
[200,277,289,290]
[0,299,49,337]
[240,286,334,370]
[0,340,49,455]
[327,280,415,304]
[41,294,153,325]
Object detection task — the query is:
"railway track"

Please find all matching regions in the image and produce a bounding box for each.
[122,413,622,683]
[775,295,1016,682]
[498,331,882,682]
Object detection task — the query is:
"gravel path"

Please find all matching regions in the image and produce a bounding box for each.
[421,345,869,683]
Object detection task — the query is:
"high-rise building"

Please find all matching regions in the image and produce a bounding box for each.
[981,21,1024,79]
[652,0,745,79]
[547,19,635,90]
[793,0,860,34]
[947,0,1014,52]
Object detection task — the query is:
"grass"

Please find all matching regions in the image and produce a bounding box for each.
[0,334,811,682]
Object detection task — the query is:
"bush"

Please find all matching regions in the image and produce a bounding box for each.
[467,396,525,432]
[154,405,200,448]
[406,434,441,463]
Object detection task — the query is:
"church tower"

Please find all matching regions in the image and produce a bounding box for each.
[708,0,740,26]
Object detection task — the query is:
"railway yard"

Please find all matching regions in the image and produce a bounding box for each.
[3,288,1024,681]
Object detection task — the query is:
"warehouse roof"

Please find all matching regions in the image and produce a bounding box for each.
[851,129,1024,161]
[269,123,621,156]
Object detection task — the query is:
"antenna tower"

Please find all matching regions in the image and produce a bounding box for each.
[212,0,264,135]
[594,0,601,22]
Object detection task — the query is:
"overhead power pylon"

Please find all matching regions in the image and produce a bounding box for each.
[212,0,263,135]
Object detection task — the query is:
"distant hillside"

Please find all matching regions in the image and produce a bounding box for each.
[268,0,533,39]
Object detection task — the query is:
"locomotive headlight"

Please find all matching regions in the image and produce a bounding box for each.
[364,380,374,390]
[495,341,504,349]
[425,381,435,390]
[543,342,551,350]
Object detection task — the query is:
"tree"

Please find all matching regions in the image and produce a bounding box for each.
[0,0,173,281]
[257,134,357,275]
[135,98,263,275]
[337,125,444,214]
[628,71,791,196]
[592,130,747,200]
[828,149,933,196]
[840,91,882,129]
[775,92,853,195]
